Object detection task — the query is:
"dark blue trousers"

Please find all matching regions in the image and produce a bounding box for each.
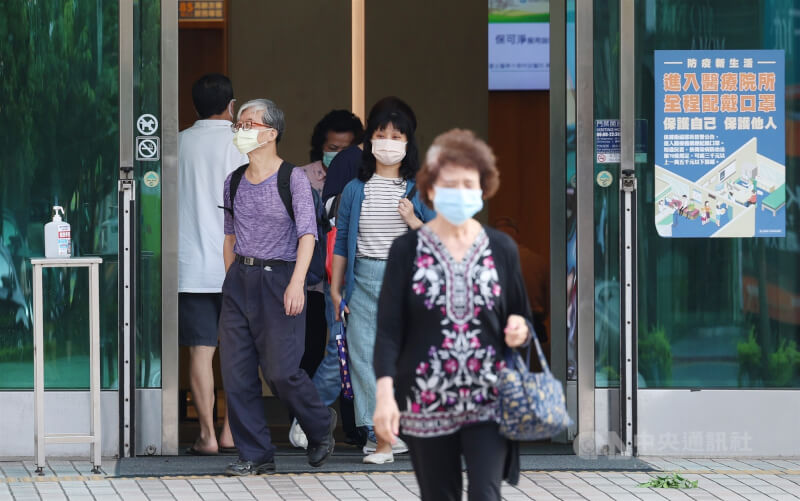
[219,261,331,463]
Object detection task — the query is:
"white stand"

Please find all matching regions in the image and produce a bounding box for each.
[30,257,103,475]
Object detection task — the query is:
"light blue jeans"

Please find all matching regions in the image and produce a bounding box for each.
[311,281,341,406]
[347,257,386,427]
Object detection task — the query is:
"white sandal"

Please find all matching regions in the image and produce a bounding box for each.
[362,452,394,464]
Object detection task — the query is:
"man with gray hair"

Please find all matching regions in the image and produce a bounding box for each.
[218,98,335,475]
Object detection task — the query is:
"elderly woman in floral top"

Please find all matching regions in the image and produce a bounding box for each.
[373,129,534,500]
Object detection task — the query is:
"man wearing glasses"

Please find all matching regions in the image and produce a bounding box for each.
[178,73,246,457]
[218,99,336,476]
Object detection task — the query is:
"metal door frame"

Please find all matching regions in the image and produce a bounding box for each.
[575,0,597,456]
[118,0,179,457]
[118,0,135,459]
[549,0,597,453]
[160,0,179,458]
[549,0,569,443]
[620,0,800,458]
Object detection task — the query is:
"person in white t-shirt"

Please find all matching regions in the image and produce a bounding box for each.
[178,73,248,455]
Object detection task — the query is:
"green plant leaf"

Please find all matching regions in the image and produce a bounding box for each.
[638,473,699,489]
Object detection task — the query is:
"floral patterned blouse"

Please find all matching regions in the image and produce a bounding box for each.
[374,225,534,438]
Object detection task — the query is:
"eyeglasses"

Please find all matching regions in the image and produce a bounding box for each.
[231,120,273,132]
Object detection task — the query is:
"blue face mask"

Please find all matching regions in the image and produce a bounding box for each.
[433,187,484,226]
[322,151,339,168]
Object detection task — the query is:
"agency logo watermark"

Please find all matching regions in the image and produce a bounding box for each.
[572,431,754,458]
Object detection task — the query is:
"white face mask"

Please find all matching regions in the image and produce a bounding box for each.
[372,138,407,165]
[233,129,268,155]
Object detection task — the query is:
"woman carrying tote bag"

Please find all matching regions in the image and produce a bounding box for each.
[373,129,543,500]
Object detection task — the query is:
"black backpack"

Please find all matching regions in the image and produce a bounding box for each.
[221,162,331,286]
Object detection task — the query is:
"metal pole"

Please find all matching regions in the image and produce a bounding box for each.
[118,182,136,458]
[575,0,596,457]
[90,262,102,472]
[33,264,45,475]
[119,0,136,459]
[549,0,569,441]
[119,0,133,171]
[161,0,180,457]
[619,0,638,457]
[351,0,365,121]
[620,170,638,457]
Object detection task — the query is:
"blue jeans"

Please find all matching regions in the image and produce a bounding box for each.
[311,281,343,406]
[347,257,386,427]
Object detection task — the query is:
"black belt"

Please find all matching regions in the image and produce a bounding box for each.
[235,255,291,268]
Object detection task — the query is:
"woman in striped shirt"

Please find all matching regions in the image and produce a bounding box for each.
[330,106,436,464]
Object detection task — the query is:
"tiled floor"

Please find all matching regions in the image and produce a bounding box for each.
[1,457,800,500]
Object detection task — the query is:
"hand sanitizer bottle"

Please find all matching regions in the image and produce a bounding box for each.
[44,206,71,258]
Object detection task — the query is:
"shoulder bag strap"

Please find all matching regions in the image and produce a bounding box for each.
[219,164,248,217]
[277,161,295,221]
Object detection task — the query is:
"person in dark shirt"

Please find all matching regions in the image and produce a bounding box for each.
[290,110,364,450]
[492,217,550,359]
[373,129,533,500]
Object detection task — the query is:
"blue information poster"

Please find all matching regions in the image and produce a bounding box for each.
[654,50,785,238]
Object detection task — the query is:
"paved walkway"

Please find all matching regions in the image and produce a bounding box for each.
[2,457,800,500]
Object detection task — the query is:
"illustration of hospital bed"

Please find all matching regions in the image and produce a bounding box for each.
[762,184,785,216]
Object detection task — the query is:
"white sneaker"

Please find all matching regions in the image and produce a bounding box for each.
[288,418,308,449]
[363,452,394,464]
[362,437,408,454]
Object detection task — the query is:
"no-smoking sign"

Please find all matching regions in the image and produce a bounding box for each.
[136,136,160,162]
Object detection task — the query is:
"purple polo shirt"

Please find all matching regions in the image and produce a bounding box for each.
[223,166,318,261]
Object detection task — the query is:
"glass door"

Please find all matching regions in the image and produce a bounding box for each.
[588,0,800,457]
[119,0,175,457]
[630,0,800,456]
[0,0,170,458]
[123,0,167,457]
[0,0,121,391]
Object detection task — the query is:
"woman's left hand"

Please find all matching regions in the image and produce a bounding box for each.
[504,314,530,348]
[398,199,422,229]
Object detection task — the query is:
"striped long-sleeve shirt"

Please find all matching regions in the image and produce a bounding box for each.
[356,174,408,259]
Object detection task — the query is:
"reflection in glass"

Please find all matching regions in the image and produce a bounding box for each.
[0,1,120,389]
[593,0,622,387]
[635,0,800,388]
[565,0,578,380]
[134,0,163,388]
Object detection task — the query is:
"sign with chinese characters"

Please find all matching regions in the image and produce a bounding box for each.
[595,120,621,163]
[594,118,647,164]
[595,119,648,164]
[488,0,549,90]
[654,50,785,238]
[179,1,223,21]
